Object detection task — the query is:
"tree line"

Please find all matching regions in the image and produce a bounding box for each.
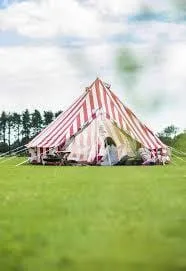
[0,111,185,154]
[158,125,186,153]
[0,109,62,153]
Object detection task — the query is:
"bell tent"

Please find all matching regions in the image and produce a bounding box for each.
[27,78,167,164]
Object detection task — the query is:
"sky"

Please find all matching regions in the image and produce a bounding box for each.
[0,0,186,133]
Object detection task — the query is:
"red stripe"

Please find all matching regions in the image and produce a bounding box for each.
[77,113,81,131]
[145,126,166,148]
[142,125,158,149]
[126,107,158,149]
[50,105,89,148]
[110,100,116,120]
[108,90,148,147]
[28,92,86,147]
[103,86,147,147]
[43,114,79,147]
[107,88,151,148]
[89,90,95,112]
[101,82,109,116]
[39,116,75,147]
[83,100,88,123]
[70,125,74,137]
[125,107,151,145]
[124,107,151,149]
[37,97,87,146]
[118,112,123,130]
[95,80,102,109]
[89,79,96,89]
[58,135,66,149]
[44,100,94,148]
[156,137,166,148]
[110,90,158,149]
[150,130,165,147]
[31,92,87,146]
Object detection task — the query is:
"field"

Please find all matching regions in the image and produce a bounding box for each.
[0,158,186,271]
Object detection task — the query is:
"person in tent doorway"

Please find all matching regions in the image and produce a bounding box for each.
[100,137,119,166]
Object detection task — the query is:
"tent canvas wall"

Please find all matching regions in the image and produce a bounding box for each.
[27,78,167,164]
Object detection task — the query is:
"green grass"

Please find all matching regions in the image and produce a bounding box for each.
[0,158,186,271]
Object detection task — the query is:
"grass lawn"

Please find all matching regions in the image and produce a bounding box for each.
[0,158,186,271]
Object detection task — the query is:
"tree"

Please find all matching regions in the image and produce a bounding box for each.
[7,113,14,152]
[157,125,179,146]
[0,142,9,154]
[43,111,54,126]
[31,110,43,136]
[0,109,63,148]
[157,134,174,147]
[163,125,179,138]
[173,133,186,153]
[12,112,22,144]
[0,119,2,143]
[0,111,7,144]
[22,109,31,143]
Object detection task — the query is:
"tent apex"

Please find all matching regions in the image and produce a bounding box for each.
[95,77,109,86]
[95,77,101,82]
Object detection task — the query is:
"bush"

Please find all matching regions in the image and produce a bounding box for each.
[173,133,186,154]
[0,142,9,154]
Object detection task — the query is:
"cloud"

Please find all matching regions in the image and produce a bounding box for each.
[0,45,84,112]
[0,29,30,46]
[115,41,186,130]
[128,21,186,45]
[0,0,99,38]
[1,0,185,45]
[0,42,118,111]
[85,0,141,16]
[163,43,186,96]
[0,0,127,39]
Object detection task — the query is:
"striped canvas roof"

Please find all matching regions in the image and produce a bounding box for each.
[27,78,166,150]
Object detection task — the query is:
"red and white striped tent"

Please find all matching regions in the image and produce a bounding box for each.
[27,78,166,164]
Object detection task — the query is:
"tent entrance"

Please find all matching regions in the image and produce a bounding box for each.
[65,115,138,163]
